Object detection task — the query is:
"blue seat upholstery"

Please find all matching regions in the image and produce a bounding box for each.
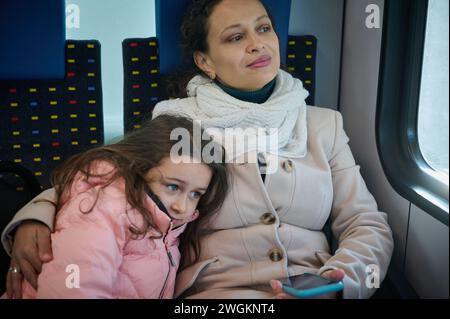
[122,38,162,132]
[286,35,317,105]
[0,41,104,188]
[0,0,65,80]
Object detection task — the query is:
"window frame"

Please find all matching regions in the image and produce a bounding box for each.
[376,0,449,226]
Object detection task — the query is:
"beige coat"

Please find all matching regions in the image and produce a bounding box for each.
[2,106,393,299]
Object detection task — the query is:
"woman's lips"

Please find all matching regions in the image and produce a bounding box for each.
[248,56,272,68]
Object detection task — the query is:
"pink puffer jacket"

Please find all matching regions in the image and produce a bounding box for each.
[20,161,185,299]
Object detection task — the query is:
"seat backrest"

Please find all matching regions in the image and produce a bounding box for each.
[286,35,317,106]
[122,38,161,132]
[0,40,104,188]
[0,0,65,80]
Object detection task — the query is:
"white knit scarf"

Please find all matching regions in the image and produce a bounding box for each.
[153,70,309,160]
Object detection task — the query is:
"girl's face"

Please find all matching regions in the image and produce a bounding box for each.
[194,0,280,91]
[145,156,213,227]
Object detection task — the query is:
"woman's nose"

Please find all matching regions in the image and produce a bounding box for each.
[247,34,264,53]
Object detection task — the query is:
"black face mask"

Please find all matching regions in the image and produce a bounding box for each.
[144,186,169,215]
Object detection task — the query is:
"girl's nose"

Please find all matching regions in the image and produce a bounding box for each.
[171,197,187,215]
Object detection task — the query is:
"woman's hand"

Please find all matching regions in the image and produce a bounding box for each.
[270,268,346,299]
[318,269,345,299]
[321,268,345,282]
[5,221,53,299]
[270,279,295,299]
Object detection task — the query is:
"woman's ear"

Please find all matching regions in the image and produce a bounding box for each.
[193,51,216,79]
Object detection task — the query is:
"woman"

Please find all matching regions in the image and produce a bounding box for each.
[2,0,393,299]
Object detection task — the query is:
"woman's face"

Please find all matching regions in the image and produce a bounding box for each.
[194,0,280,91]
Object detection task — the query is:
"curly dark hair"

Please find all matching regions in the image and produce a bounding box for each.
[180,0,224,68]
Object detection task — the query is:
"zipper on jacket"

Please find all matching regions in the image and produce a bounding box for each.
[158,227,175,299]
[167,250,175,267]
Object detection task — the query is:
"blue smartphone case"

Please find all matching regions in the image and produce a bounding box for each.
[282,279,344,298]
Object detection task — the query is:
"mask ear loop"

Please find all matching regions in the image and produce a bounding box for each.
[145,187,169,215]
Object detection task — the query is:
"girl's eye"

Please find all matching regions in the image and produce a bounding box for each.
[167,184,179,191]
[190,191,202,199]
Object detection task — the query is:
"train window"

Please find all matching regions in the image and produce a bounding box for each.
[417,0,449,176]
[377,0,449,225]
[65,0,156,142]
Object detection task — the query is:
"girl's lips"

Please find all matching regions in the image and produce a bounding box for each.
[168,213,184,223]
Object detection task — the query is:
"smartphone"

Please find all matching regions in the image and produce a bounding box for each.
[281,273,344,298]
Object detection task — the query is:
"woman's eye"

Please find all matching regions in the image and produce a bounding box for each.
[229,35,243,42]
[167,184,179,191]
[259,25,271,33]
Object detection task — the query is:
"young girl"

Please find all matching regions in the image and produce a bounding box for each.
[6,114,228,298]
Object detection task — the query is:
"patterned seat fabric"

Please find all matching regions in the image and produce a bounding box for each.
[0,40,104,188]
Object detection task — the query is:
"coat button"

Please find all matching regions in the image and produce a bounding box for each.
[261,212,276,225]
[282,159,294,173]
[268,248,283,262]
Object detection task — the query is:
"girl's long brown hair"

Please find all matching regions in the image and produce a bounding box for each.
[50,114,229,265]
